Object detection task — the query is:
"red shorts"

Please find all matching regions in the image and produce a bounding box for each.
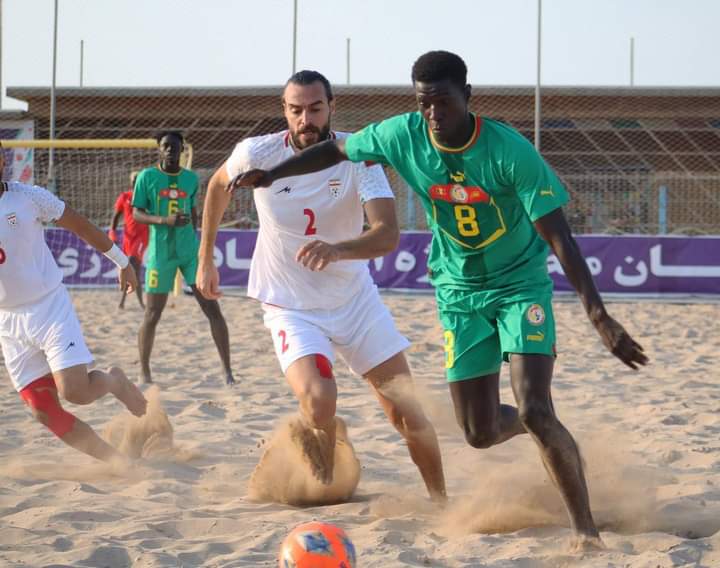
[123,236,147,260]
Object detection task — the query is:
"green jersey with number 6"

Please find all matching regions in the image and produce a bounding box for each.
[345,113,569,290]
[132,166,199,264]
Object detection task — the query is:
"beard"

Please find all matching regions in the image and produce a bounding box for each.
[290,123,332,150]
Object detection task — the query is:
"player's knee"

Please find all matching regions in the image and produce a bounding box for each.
[518,403,555,435]
[145,305,164,322]
[387,401,430,438]
[463,423,500,449]
[20,376,77,438]
[58,382,93,405]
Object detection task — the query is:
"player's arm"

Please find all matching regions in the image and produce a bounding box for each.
[228,139,349,191]
[132,207,189,227]
[534,208,648,370]
[196,162,233,299]
[108,210,123,242]
[56,206,138,293]
[296,198,399,271]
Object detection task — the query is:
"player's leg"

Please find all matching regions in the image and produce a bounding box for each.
[364,352,447,501]
[264,304,337,483]
[439,288,525,448]
[138,292,167,383]
[285,354,338,484]
[138,260,173,383]
[190,286,234,385]
[183,256,234,385]
[498,293,600,547]
[336,284,446,500]
[129,256,145,308]
[19,374,121,462]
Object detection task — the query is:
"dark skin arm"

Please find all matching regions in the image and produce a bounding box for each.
[110,210,123,231]
[534,208,648,370]
[133,207,190,227]
[227,139,349,191]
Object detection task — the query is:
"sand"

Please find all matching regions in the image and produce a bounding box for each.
[0,289,718,567]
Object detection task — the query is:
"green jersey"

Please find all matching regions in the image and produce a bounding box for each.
[345,112,569,290]
[132,165,199,264]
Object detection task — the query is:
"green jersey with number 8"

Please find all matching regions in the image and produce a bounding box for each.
[344,113,569,290]
[132,166,199,264]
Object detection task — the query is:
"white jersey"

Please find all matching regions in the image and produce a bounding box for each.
[0,182,66,310]
[226,131,394,310]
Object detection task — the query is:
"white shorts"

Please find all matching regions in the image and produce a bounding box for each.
[262,282,410,376]
[0,285,93,392]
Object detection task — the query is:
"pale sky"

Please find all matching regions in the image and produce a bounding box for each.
[3,0,719,109]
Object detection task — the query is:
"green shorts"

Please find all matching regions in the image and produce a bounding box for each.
[144,256,198,294]
[436,284,556,382]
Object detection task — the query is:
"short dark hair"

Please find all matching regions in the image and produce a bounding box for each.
[155,130,185,145]
[411,51,468,89]
[285,70,334,102]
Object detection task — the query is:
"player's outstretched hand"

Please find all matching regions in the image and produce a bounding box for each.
[226,169,274,192]
[594,314,648,370]
[296,240,341,271]
[196,259,222,300]
[166,213,191,227]
[119,263,138,294]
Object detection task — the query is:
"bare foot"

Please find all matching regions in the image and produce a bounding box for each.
[288,418,335,485]
[570,534,605,553]
[109,367,148,416]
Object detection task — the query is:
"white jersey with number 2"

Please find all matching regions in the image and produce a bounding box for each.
[225,131,394,310]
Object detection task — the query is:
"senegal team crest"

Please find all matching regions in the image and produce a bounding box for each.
[450,184,469,203]
[526,304,546,326]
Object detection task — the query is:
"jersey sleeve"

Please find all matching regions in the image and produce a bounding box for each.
[344,119,398,165]
[225,140,252,180]
[20,184,66,223]
[353,162,394,203]
[504,130,569,222]
[131,170,151,212]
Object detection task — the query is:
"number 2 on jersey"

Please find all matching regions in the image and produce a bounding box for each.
[303,208,317,235]
[0,246,6,265]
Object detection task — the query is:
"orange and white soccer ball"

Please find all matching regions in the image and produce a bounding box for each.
[279,521,356,568]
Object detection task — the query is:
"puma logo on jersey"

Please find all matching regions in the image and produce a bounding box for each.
[539,188,555,197]
[275,186,292,194]
[64,341,76,351]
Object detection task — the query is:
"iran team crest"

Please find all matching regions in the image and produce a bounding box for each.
[6,213,17,227]
[329,179,341,198]
[526,304,545,326]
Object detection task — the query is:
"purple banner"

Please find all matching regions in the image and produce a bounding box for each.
[46,229,720,295]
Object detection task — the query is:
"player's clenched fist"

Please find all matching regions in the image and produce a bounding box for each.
[226,169,274,192]
[196,259,223,300]
[296,240,341,271]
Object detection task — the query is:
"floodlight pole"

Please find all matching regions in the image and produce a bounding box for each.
[48,0,59,191]
[292,0,298,73]
[630,37,635,87]
[534,0,542,152]
[346,37,350,84]
[80,39,84,87]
